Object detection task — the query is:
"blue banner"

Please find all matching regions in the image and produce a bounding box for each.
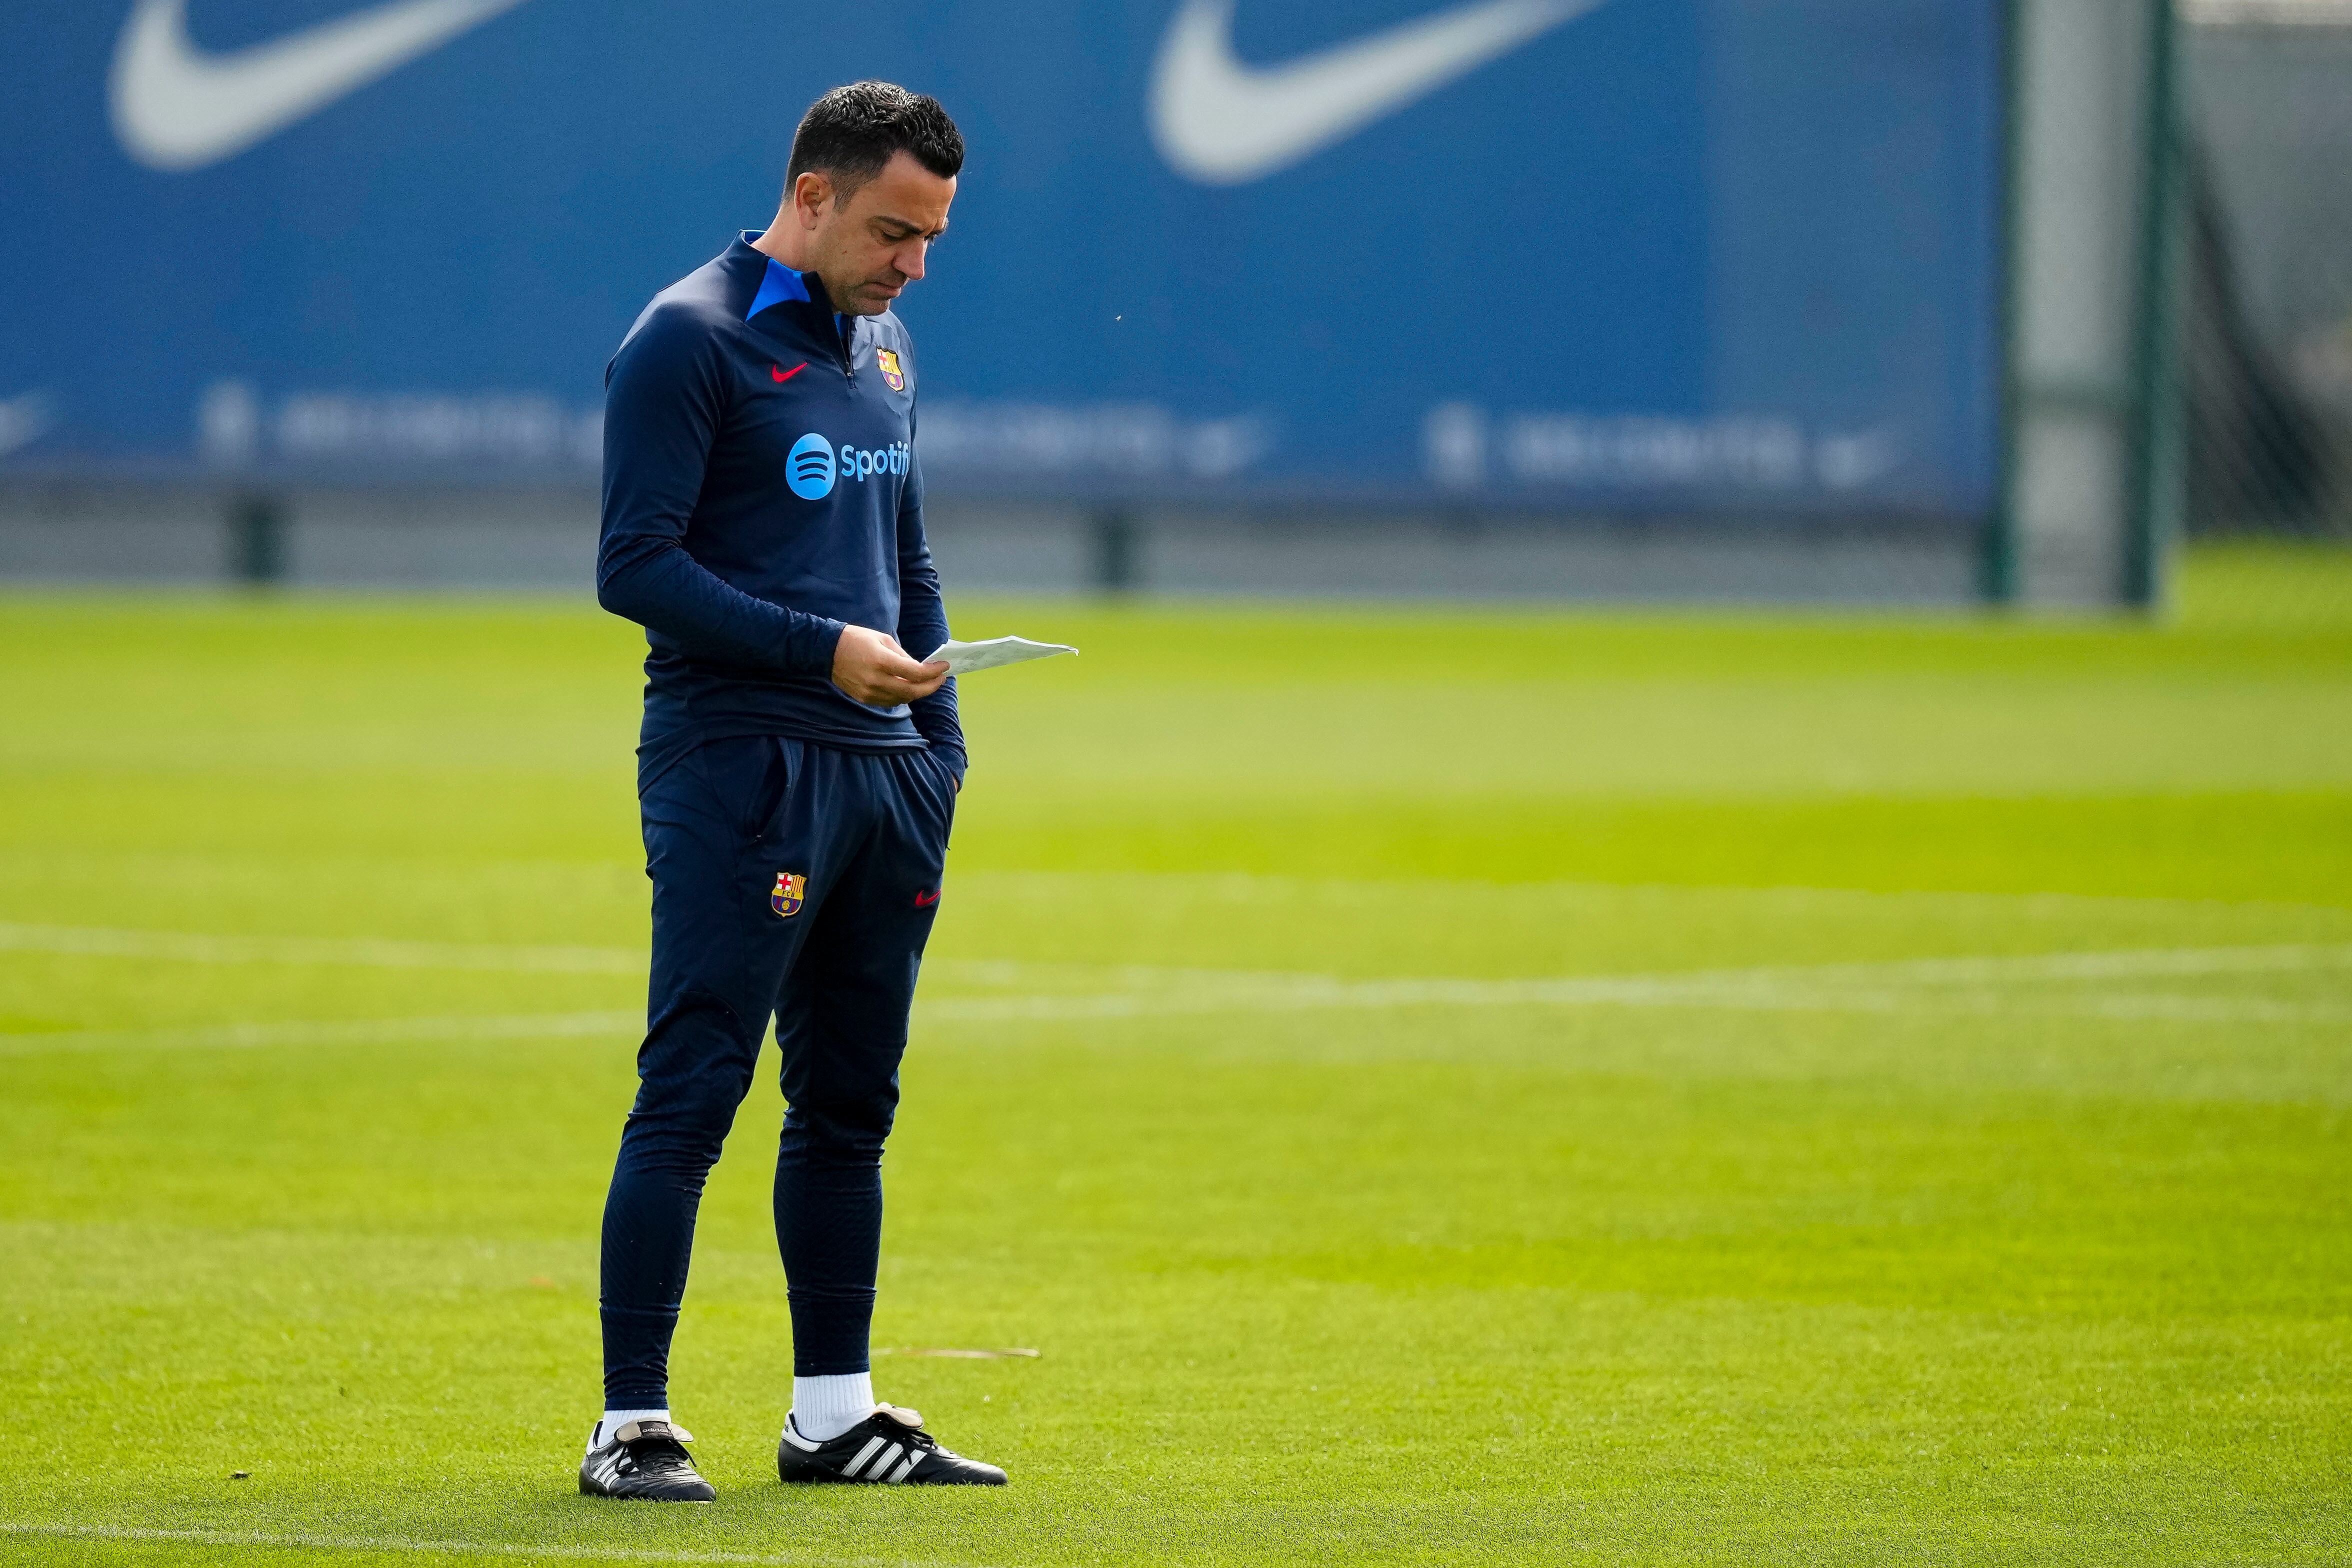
[0,0,2001,515]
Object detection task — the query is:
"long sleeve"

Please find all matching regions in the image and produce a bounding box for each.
[894,446,966,774]
[596,308,844,674]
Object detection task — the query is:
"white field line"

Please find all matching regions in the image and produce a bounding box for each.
[0,923,642,974]
[962,867,2352,918]
[0,1520,943,1566]
[926,946,2352,1012]
[0,1012,639,1056]
[2,928,2346,1051]
[7,921,2350,990]
[0,924,1296,994]
[1702,943,2352,985]
[916,982,2352,1026]
[6,981,2344,1058]
[928,942,2352,1024]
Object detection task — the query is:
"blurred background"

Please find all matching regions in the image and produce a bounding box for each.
[4,0,2343,604]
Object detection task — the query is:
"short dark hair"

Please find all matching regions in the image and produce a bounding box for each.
[786,82,964,204]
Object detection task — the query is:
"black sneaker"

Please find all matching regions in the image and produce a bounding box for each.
[777,1404,1006,1486]
[580,1418,716,1502]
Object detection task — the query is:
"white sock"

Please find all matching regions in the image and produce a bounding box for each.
[592,1407,670,1450]
[790,1373,876,1442]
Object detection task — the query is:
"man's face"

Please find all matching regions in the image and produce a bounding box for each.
[799,150,956,316]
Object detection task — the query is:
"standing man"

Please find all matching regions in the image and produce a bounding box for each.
[583,81,1005,1500]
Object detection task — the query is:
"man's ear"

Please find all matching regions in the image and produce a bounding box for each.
[793,171,834,226]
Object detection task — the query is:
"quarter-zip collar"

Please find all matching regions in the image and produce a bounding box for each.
[735,232,857,382]
[737,230,832,314]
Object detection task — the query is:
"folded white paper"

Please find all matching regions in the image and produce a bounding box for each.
[926,636,1079,676]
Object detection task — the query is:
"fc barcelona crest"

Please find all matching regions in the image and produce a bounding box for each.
[770,871,807,918]
[876,348,906,392]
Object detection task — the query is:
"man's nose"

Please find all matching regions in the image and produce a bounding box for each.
[894,240,926,282]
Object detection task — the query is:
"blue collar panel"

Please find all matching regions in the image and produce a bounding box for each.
[746,254,811,320]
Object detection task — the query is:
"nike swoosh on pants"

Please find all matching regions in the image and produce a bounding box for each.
[1149,0,1610,185]
[110,0,530,172]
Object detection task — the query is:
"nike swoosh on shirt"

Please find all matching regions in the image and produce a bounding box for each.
[1148,0,1610,185]
[109,0,530,172]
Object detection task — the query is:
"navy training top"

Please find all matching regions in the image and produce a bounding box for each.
[597,232,963,788]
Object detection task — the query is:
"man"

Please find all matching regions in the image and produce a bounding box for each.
[583,80,1004,1500]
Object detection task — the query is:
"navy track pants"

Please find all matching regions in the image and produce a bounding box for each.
[600,736,956,1404]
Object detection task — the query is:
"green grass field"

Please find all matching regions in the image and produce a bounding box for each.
[4,542,2349,1566]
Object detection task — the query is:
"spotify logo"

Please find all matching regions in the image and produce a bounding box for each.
[787,432,911,500]
[788,432,836,500]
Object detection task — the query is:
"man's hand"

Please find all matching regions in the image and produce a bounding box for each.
[830,625,949,706]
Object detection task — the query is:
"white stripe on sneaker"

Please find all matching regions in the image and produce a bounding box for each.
[866,1442,904,1481]
[844,1436,886,1478]
[886,1452,921,1484]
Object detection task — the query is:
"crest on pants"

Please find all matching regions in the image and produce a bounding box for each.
[770,871,807,918]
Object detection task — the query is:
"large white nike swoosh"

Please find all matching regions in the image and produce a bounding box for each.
[1150,0,1610,185]
[0,392,54,458]
[109,0,528,172]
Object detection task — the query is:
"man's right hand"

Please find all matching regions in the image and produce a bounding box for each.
[830,624,950,706]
